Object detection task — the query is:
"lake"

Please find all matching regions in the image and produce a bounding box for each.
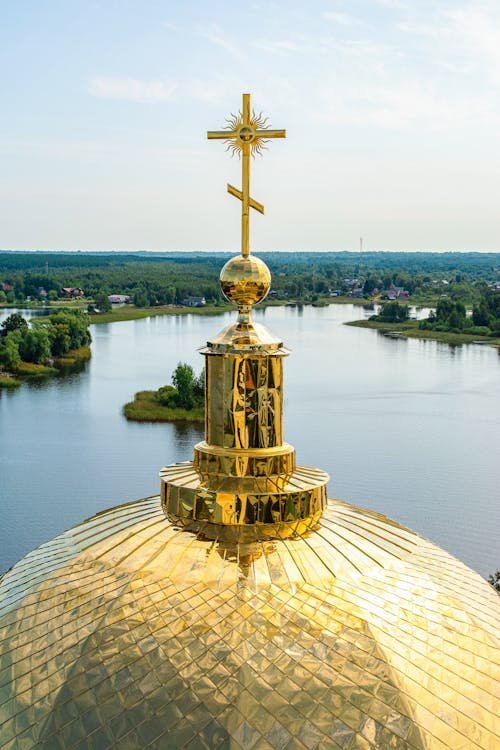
[1,304,499,577]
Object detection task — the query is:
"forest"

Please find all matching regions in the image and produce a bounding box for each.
[1,250,499,309]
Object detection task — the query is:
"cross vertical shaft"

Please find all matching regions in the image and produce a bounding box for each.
[242,94,251,258]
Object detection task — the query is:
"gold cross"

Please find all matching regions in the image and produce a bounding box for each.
[207,93,286,258]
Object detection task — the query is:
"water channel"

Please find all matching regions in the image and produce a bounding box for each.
[1,304,499,577]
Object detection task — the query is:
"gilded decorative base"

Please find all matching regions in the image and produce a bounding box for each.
[160,457,329,541]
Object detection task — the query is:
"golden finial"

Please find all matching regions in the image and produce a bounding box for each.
[208,94,285,312]
[207,93,286,259]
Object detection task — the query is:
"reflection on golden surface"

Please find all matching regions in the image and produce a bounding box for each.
[220,255,272,307]
[1,496,499,750]
[205,354,284,449]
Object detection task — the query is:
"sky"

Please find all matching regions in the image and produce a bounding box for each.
[1,0,499,253]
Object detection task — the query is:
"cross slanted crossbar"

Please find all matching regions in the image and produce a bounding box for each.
[207,93,286,258]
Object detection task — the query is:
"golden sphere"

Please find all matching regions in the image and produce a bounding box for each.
[220,254,271,306]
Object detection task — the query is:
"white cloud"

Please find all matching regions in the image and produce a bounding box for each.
[371,0,408,8]
[396,20,441,37]
[318,80,497,130]
[322,11,357,26]
[187,76,241,104]
[445,5,500,85]
[252,37,319,56]
[88,76,177,103]
[199,23,243,59]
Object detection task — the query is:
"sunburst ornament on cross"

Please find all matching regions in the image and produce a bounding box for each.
[207,93,286,258]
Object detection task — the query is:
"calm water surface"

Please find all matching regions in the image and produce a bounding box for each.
[1,305,499,576]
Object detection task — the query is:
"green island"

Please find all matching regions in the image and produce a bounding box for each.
[0,310,92,388]
[347,295,500,348]
[123,363,204,423]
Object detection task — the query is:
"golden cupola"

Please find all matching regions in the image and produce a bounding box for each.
[160,93,328,543]
[160,252,328,542]
[0,94,499,750]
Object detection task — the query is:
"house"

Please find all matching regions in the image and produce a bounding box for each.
[382,286,410,301]
[38,287,47,298]
[351,288,364,299]
[1,282,13,292]
[61,287,84,298]
[108,294,131,305]
[182,296,206,307]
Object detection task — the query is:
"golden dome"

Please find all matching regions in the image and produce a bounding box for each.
[220,254,271,307]
[0,496,498,750]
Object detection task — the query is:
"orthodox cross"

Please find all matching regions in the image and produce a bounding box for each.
[207,93,286,258]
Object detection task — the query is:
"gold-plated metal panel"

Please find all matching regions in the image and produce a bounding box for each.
[159,461,328,535]
[193,442,296,478]
[204,318,286,351]
[1,496,499,750]
[205,354,283,449]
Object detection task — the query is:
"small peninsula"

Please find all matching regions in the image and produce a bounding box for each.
[123,363,204,423]
[347,298,500,348]
[0,310,92,388]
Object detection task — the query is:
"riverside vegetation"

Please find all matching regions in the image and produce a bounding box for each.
[348,292,500,347]
[0,310,91,387]
[123,363,204,423]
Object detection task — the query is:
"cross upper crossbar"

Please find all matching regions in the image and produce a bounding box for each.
[207,93,285,258]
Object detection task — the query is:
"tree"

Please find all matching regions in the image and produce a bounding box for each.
[156,385,178,407]
[363,277,377,296]
[19,328,51,364]
[49,311,91,349]
[133,288,149,307]
[488,570,500,593]
[1,313,28,339]
[93,292,112,313]
[377,301,409,323]
[47,323,71,356]
[172,363,197,409]
[0,331,22,370]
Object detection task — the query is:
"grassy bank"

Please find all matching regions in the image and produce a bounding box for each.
[0,346,92,387]
[89,304,230,324]
[88,297,373,325]
[15,362,58,377]
[54,345,91,368]
[0,375,21,389]
[346,319,500,347]
[123,390,204,423]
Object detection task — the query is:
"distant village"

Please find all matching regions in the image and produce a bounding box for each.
[1,250,499,311]
[0,282,207,309]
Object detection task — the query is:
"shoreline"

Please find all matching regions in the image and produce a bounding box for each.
[0,346,91,388]
[346,319,500,348]
[87,297,371,324]
[1,296,376,325]
[123,390,204,423]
